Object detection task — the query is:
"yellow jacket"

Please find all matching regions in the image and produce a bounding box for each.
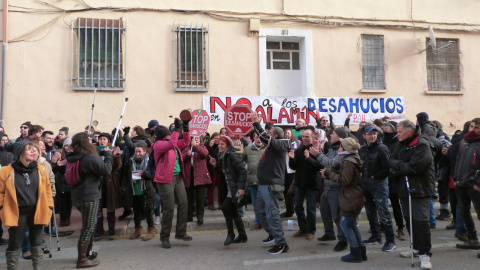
[0,164,54,227]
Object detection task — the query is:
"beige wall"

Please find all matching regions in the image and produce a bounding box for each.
[1,0,479,136]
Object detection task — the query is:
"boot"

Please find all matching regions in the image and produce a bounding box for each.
[435,209,452,220]
[31,246,43,270]
[446,220,456,230]
[143,227,157,241]
[93,215,104,240]
[86,240,97,260]
[360,246,367,261]
[232,217,248,243]
[224,217,235,246]
[76,241,99,268]
[341,247,362,263]
[6,249,20,270]
[129,226,143,240]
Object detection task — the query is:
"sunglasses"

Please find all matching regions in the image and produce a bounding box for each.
[321,120,328,122]
[20,126,28,129]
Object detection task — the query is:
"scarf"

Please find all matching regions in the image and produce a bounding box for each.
[464,131,480,141]
[11,160,37,174]
[131,154,149,172]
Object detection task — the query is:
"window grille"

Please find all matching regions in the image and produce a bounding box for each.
[426,39,460,91]
[362,35,385,89]
[266,41,300,70]
[174,24,209,92]
[71,18,126,90]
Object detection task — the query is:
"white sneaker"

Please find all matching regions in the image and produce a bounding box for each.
[154,216,160,225]
[419,254,432,270]
[400,249,419,258]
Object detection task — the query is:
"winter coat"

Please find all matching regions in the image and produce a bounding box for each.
[383,132,399,154]
[101,153,122,211]
[389,126,435,198]
[241,143,266,186]
[125,155,156,211]
[38,156,56,197]
[324,153,363,217]
[52,149,71,194]
[359,140,391,181]
[153,130,191,184]
[0,148,13,166]
[182,145,211,188]
[453,133,480,187]
[0,164,54,227]
[216,147,246,200]
[120,134,151,185]
[253,122,290,186]
[448,133,465,176]
[66,151,113,202]
[315,142,342,190]
[206,141,219,180]
[289,143,324,190]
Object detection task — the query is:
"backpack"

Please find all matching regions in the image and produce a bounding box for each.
[65,159,83,186]
[147,148,165,178]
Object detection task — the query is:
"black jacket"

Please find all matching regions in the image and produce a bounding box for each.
[289,144,323,190]
[359,140,391,181]
[0,148,13,166]
[383,132,398,154]
[389,126,435,198]
[448,133,464,176]
[453,134,480,187]
[253,122,290,185]
[66,151,113,202]
[217,147,246,200]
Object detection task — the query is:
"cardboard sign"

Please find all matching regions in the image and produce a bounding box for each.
[224,104,254,135]
[189,109,210,136]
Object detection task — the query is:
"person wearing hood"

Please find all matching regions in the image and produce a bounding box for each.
[383,121,406,241]
[389,120,435,270]
[453,118,480,257]
[209,135,247,246]
[311,127,349,252]
[93,133,122,240]
[118,125,151,221]
[153,118,192,249]
[322,137,365,263]
[66,132,113,268]
[359,126,397,251]
[0,141,54,269]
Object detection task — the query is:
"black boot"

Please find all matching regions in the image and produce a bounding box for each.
[360,246,367,261]
[435,209,452,220]
[233,217,248,243]
[86,239,97,260]
[224,216,235,246]
[341,247,362,263]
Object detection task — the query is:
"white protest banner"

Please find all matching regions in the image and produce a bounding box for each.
[203,95,405,126]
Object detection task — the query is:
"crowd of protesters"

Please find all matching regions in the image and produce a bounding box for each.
[0,110,479,270]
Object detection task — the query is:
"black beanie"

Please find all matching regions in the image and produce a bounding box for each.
[155,125,171,140]
[386,121,398,133]
[334,127,349,139]
[98,133,112,142]
[416,112,429,126]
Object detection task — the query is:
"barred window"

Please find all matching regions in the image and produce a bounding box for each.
[426,39,460,91]
[71,18,126,90]
[266,41,300,70]
[174,24,209,92]
[362,35,385,89]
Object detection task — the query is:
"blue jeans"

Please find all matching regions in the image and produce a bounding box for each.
[21,230,30,254]
[340,216,364,248]
[255,185,287,245]
[455,205,467,232]
[294,187,317,234]
[319,189,346,241]
[249,185,260,225]
[429,198,436,227]
[154,193,161,217]
[362,177,395,243]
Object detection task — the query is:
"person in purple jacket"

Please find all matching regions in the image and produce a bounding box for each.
[152,118,192,249]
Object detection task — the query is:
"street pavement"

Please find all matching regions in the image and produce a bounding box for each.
[0,202,479,270]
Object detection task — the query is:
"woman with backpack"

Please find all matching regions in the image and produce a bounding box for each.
[0,141,54,269]
[66,133,113,268]
[209,136,247,246]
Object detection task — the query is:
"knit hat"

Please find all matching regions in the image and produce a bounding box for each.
[334,127,349,139]
[155,125,171,140]
[340,138,361,154]
[416,112,429,126]
[98,133,112,142]
[385,121,398,133]
[13,141,32,160]
[148,120,159,129]
[63,137,72,148]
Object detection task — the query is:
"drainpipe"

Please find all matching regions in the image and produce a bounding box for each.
[1,0,8,127]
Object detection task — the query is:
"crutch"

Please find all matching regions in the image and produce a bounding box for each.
[48,207,61,258]
[405,176,415,267]
[88,83,99,134]
[52,207,61,251]
[112,98,129,145]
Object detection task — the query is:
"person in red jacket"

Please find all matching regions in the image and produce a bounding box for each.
[152,118,192,249]
[182,136,211,225]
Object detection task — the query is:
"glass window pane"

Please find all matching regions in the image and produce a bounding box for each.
[273,52,290,60]
[292,52,299,70]
[267,52,271,69]
[282,42,299,50]
[273,62,290,70]
[267,42,280,49]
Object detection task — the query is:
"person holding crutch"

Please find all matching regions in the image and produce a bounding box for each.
[389,120,435,270]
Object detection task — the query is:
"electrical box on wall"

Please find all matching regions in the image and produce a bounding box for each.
[249,19,260,32]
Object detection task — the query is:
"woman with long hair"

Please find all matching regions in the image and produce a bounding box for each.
[66,133,113,268]
[0,141,54,269]
[209,136,247,246]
